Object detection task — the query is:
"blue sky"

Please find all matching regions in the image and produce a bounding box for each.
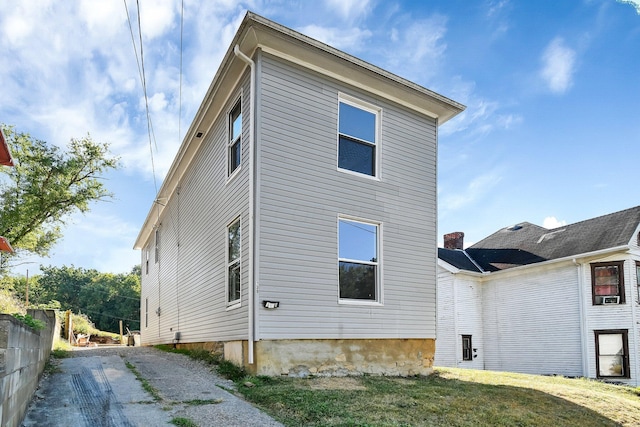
[1,0,639,275]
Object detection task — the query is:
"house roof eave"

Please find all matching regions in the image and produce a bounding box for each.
[134,11,466,249]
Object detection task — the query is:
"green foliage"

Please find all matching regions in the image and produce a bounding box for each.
[170,417,198,427]
[0,288,24,313]
[217,359,247,382]
[70,312,99,336]
[0,125,119,270]
[125,361,162,401]
[12,313,45,330]
[37,265,140,333]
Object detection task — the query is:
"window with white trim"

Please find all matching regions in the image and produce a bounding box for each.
[595,330,629,378]
[227,217,241,305]
[145,297,149,328]
[154,229,160,264]
[636,261,640,302]
[145,247,150,274]
[228,100,242,177]
[338,217,380,301]
[338,97,379,177]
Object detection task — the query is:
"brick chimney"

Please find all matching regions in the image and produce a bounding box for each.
[444,232,464,250]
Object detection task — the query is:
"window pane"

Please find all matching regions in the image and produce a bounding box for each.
[228,264,240,302]
[231,104,242,141]
[599,355,625,376]
[339,261,376,300]
[339,219,377,262]
[598,333,623,355]
[338,137,375,176]
[339,102,375,143]
[228,220,240,262]
[230,140,241,173]
[595,266,620,286]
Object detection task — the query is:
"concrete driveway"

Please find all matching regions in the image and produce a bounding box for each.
[21,346,283,427]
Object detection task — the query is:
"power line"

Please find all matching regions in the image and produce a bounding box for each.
[123,0,159,195]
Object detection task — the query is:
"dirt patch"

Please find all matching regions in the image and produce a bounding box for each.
[304,377,367,391]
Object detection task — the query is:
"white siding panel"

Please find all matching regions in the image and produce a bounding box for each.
[435,265,484,369]
[482,264,582,376]
[256,53,438,340]
[140,74,251,346]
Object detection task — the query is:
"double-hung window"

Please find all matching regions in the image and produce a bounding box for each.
[228,100,242,177]
[338,96,379,177]
[227,218,241,305]
[636,261,640,303]
[595,330,629,378]
[591,261,625,305]
[154,229,160,264]
[338,217,380,302]
[145,247,150,274]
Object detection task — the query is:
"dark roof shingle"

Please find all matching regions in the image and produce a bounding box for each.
[440,206,640,272]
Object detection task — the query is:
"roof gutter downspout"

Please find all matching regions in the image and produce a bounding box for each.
[573,258,589,377]
[234,45,256,365]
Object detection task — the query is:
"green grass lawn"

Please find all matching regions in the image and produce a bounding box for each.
[236,367,640,426]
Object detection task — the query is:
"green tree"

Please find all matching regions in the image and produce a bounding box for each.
[38,265,140,332]
[0,125,118,270]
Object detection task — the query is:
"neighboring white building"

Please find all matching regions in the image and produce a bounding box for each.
[134,12,464,376]
[436,206,640,385]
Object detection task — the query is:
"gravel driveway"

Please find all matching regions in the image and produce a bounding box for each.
[22,346,284,427]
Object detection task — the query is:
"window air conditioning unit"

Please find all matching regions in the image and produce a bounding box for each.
[602,296,620,305]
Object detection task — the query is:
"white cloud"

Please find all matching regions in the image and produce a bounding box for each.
[540,37,577,94]
[439,78,522,137]
[542,216,567,229]
[324,0,372,20]
[297,25,372,51]
[617,0,640,14]
[384,16,447,73]
[440,172,503,212]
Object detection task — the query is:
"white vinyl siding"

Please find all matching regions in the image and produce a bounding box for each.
[139,73,251,346]
[256,52,438,340]
[482,264,582,376]
[435,265,484,369]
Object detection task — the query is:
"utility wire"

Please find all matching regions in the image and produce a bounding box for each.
[123,0,159,195]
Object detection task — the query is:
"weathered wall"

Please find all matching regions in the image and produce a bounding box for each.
[252,338,435,377]
[0,309,58,427]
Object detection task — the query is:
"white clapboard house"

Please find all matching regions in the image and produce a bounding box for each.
[436,206,640,385]
[134,12,464,376]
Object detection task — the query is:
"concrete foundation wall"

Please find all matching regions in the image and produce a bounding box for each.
[0,310,58,427]
[252,338,435,377]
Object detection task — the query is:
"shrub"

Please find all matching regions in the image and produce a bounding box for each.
[12,313,45,330]
[0,289,24,314]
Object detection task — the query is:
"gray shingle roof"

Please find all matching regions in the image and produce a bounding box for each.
[440,205,640,272]
[438,248,483,273]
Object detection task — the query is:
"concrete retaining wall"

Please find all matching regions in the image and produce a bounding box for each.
[0,309,58,427]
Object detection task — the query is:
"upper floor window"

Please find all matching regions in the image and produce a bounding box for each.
[595,329,629,378]
[227,217,241,305]
[591,261,625,305]
[338,217,380,302]
[228,100,242,177]
[154,229,160,264]
[145,247,150,274]
[636,261,640,303]
[338,96,379,177]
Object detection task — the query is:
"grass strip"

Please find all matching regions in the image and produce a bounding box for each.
[170,417,198,427]
[125,360,162,401]
[235,369,640,426]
